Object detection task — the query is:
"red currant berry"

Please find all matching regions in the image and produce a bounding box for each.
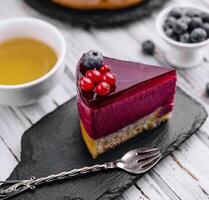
[79,77,94,92]
[100,65,111,74]
[86,70,102,83]
[95,82,110,96]
[102,72,116,86]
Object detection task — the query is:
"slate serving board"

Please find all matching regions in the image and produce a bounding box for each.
[8,88,207,200]
[24,0,169,28]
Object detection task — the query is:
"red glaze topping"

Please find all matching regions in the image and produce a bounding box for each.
[76,56,175,108]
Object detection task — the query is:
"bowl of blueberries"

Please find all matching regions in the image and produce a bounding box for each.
[156,4,209,68]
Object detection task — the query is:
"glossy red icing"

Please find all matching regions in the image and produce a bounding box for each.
[76,57,174,108]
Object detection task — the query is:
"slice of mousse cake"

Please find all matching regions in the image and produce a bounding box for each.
[76,50,177,158]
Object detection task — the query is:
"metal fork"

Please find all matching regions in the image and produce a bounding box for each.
[0,147,161,200]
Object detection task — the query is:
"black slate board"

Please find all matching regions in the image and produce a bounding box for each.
[8,88,207,200]
[24,0,169,28]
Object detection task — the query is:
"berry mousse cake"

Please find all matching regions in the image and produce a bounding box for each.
[163,7,209,43]
[52,0,144,10]
[76,50,177,158]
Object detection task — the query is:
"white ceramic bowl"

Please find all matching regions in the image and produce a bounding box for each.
[156,4,209,68]
[0,18,66,106]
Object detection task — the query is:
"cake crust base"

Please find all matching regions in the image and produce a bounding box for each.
[81,108,171,158]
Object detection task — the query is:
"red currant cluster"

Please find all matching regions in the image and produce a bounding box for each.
[79,65,116,96]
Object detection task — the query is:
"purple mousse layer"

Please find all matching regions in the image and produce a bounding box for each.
[76,57,174,108]
[77,71,177,139]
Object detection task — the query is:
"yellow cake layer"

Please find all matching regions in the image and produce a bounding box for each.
[81,108,171,158]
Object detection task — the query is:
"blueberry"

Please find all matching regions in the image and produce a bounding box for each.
[142,40,155,55]
[165,29,179,41]
[190,28,207,43]
[180,33,190,43]
[203,23,209,36]
[180,16,192,24]
[173,20,188,35]
[206,82,209,96]
[189,17,203,30]
[200,12,209,23]
[163,17,176,30]
[82,50,103,69]
[163,23,171,31]
[165,28,173,37]
[185,9,200,18]
[169,8,183,19]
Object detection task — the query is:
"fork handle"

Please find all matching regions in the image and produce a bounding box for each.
[0,163,113,200]
[34,163,110,186]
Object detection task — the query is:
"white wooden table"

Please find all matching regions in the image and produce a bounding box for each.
[1,0,209,199]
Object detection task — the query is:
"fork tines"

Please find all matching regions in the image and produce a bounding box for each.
[136,148,160,159]
[137,148,162,172]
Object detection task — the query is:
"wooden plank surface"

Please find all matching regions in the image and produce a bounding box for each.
[0,0,209,199]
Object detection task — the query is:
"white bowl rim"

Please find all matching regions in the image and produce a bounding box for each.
[0,17,66,89]
[156,4,209,48]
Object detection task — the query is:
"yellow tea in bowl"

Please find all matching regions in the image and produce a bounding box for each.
[0,38,57,85]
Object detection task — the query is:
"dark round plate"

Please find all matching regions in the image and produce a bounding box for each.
[24,0,169,28]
